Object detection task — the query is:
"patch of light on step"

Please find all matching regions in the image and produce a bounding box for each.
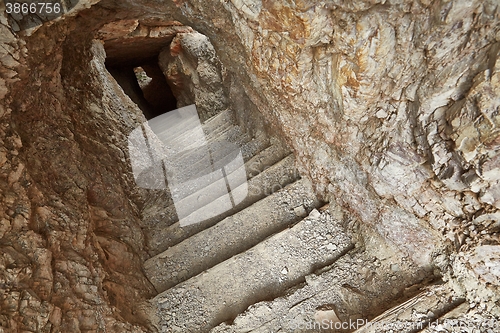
[128,104,248,227]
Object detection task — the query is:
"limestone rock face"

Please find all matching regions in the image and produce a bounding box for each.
[159,31,229,122]
[0,0,499,331]
[1,18,155,332]
[160,0,500,311]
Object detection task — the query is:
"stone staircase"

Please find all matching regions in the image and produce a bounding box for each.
[139,109,297,257]
[138,109,466,333]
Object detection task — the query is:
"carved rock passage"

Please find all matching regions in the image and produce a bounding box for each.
[0,0,499,332]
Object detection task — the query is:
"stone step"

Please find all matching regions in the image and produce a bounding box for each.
[201,109,236,139]
[210,237,436,333]
[244,141,291,178]
[169,124,267,172]
[160,107,268,161]
[171,152,297,224]
[353,283,465,333]
[145,208,353,333]
[141,107,269,196]
[152,108,235,154]
[144,178,322,293]
[141,143,293,256]
[137,109,255,217]
[166,140,289,205]
[194,108,272,163]
[199,110,272,159]
[146,154,299,255]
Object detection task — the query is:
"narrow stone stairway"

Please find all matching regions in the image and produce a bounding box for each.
[138,109,444,333]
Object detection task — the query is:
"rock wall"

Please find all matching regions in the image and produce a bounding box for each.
[159,31,229,122]
[0,0,499,331]
[1,12,155,331]
[153,0,500,312]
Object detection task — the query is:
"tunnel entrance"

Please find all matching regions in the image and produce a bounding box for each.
[105,58,177,120]
[99,21,235,123]
[135,62,178,118]
[99,21,189,120]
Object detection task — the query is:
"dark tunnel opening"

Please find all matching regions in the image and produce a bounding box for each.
[105,57,178,120]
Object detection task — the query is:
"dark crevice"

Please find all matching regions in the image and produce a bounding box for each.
[138,60,178,118]
[106,56,177,120]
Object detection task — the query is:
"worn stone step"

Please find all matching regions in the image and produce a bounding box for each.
[147,154,299,255]
[173,153,297,223]
[166,140,290,206]
[150,108,234,154]
[142,143,289,222]
[142,135,278,255]
[144,107,268,189]
[353,283,464,333]
[244,141,291,178]
[161,106,266,157]
[198,108,275,162]
[144,178,322,293]
[142,140,292,252]
[137,109,257,219]
[164,141,247,206]
[145,208,353,333]
[201,109,236,138]
[169,124,265,169]
[211,234,436,333]
[238,134,270,162]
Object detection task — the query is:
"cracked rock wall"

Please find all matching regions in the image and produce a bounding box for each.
[1,0,500,331]
[1,11,155,332]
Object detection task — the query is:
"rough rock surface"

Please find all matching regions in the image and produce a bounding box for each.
[159,31,229,122]
[1,15,155,332]
[1,0,499,332]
